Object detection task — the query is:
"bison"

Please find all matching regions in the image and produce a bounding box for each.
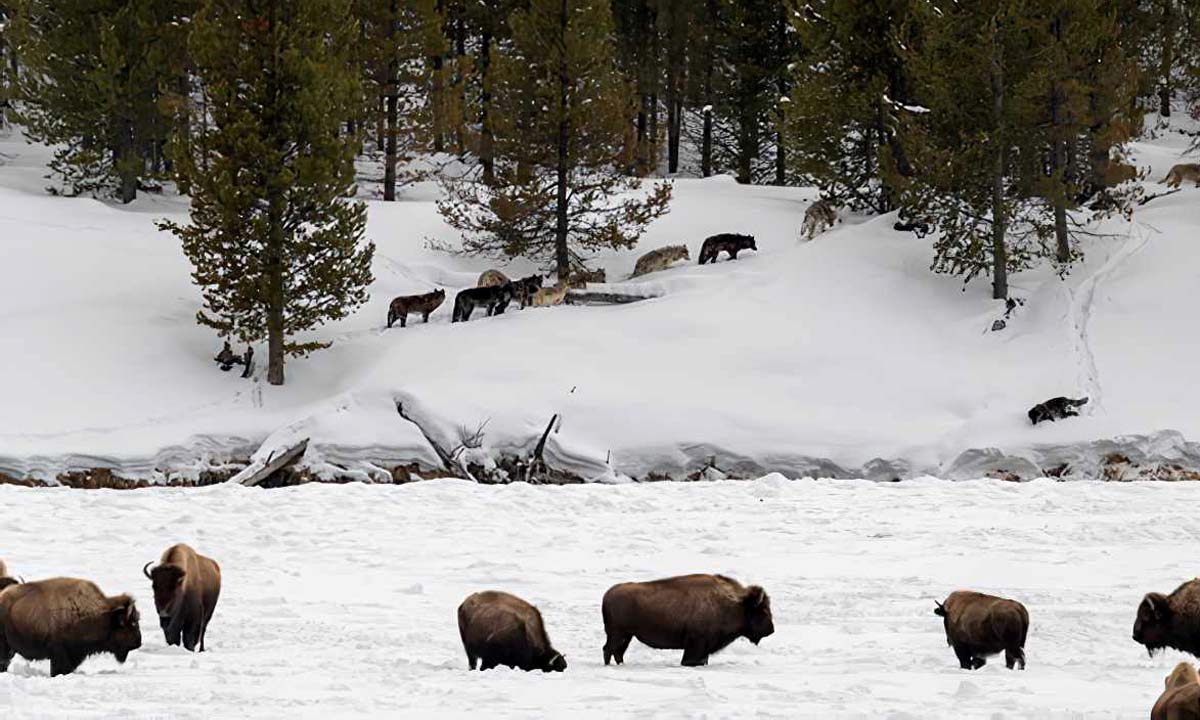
[144,543,222,652]
[0,577,142,676]
[1134,579,1200,658]
[934,590,1028,670]
[1153,662,1200,720]
[601,573,774,667]
[457,591,566,672]
[0,560,18,592]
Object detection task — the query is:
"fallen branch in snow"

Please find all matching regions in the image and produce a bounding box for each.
[1138,188,1181,206]
[233,438,309,487]
[396,401,475,481]
[564,290,658,306]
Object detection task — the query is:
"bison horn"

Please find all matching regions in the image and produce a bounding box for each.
[143,562,155,579]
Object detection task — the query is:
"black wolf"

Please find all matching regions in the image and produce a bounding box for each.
[452,284,515,322]
[698,234,757,264]
[1028,397,1088,425]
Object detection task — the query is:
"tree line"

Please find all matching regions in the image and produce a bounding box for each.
[1,0,1197,384]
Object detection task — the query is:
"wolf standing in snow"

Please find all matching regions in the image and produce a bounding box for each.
[1162,163,1200,188]
[386,289,445,328]
[698,234,757,264]
[631,245,690,277]
[800,199,838,241]
[1028,396,1088,425]
[934,590,1028,670]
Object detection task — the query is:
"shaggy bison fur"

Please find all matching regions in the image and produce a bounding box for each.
[387,289,445,329]
[477,269,510,288]
[0,577,142,676]
[601,573,774,667]
[457,591,566,672]
[934,590,1028,670]
[698,234,757,265]
[1153,662,1200,720]
[1134,579,1200,658]
[144,543,222,652]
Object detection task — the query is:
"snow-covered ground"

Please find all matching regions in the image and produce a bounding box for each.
[0,477,1196,718]
[1,119,1200,482]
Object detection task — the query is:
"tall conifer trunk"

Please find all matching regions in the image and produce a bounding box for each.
[554,0,571,278]
[989,17,1008,301]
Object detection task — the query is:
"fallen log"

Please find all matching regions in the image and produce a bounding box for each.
[232,438,309,487]
[564,290,658,306]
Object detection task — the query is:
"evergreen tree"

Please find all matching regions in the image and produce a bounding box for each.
[9,0,193,202]
[784,0,918,212]
[903,0,1138,299]
[161,0,374,387]
[438,0,671,278]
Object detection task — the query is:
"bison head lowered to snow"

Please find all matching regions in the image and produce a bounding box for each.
[602,573,774,667]
[935,590,1029,670]
[1135,580,1200,658]
[0,577,141,676]
[144,543,222,653]
[457,591,566,672]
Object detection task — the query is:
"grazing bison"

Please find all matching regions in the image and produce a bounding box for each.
[457,591,566,672]
[144,543,222,652]
[632,245,690,277]
[602,573,774,667]
[698,234,757,265]
[1134,580,1200,658]
[477,269,510,288]
[0,577,142,676]
[1028,396,1088,425]
[934,591,1028,670]
[1153,662,1200,720]
[387,289,446,329]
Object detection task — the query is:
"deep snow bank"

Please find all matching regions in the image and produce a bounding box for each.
[1,123,1199,483]
[0,478,1197,717]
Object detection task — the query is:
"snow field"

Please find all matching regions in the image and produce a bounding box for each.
[1,477,1198,718]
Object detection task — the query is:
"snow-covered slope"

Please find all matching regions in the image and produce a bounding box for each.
[0,477,1196,718]
[1,123,1199,482]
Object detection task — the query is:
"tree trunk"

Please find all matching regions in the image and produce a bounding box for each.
[383,0,399,202]
[479,31,495,184]
[1159,0,1174,118]
[266,0,286,386]
[554,0,570,279]
[1049,18,1070,264]
[636,97,649,175]
[113,117,138,204]
[989,19,1008,301]
[736,101,756,184]
[701,0,716,178]
[668,99,682,174]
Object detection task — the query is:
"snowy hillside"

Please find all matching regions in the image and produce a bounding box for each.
[0,478,1197,717]
[1,123,1199,483]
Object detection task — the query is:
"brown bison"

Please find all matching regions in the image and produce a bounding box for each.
[0,577,142,676]
[0,560,18,592]
[934,590,1028,670]
[144,543,222,652]
[602,573,774,667]
[457,591,566,672]
[1153,662,1200,720]
[1134,579,1200,658]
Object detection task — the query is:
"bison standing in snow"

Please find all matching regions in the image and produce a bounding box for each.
[0,577,142,676]
[601,573,774,667]
[934,590,1028,670]
[144,543,222,652]
[1134,580,1200,658]
[1152,662,1200,720]
[457,591,566,672]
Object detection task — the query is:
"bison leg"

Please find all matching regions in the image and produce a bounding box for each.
[50,652,84,677]
[953,645,976,670]
[1005,647,1025,670]
[681,637,709,667]
[479,657,499,671]
[466,653,478,671]
[0,637,12,673]
[603,633,632,666]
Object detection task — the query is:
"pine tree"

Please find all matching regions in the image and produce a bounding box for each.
[784,0,918,212]
[438,0,671,278]
[161,0,374,387]
[9,0,193,202]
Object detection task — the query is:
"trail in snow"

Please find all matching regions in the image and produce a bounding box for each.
[1067,221,1152,414]
[0,478,1196,718]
